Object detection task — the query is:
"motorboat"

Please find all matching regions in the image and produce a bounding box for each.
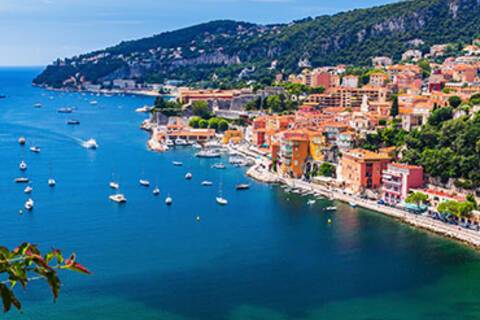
[30,146,41,153]
[33,103,43,108]
[307,200,316,206]
[57,107,74,113]
[139,179,150,187]
[236,184,250,191]
[19,160,27,171]
[185,173,193,180]
[174,138,189,146]
[349,201,358,208]
[166,140,175,147]
[109,194,127,203]
[24,199,34,211]
[324,206,337,212]
[165,196,173,205]
[67,119,80,125]
[48,178,56,187]
[83,139,98,150]
[109,182,120,190]
[192,143,202,149]
[15,177,29,183]
[90,100,98,105]
[201,180,213,186]
[153,187,160,196]
[24,186,33,194]
[18,137,26,145]
[172,161,183,167]
[211,163,226,170]
[216,197,228,206]
[196,150,222,158]
[135,105,152,113]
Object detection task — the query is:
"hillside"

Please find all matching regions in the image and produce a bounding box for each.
[34,0,480,88]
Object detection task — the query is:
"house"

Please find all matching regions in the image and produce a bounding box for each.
[382,163,424,205]
[342,75,359,88]
[402,50,423,62]
[369,72,388,87]
[372,56,393,68]
[278,130,310,178]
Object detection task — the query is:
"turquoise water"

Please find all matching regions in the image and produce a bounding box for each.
[1,68,480,320]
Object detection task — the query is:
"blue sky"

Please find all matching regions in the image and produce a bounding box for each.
[0,0,397,66]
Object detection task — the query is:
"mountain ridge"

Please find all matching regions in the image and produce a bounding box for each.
[33,0,480,88]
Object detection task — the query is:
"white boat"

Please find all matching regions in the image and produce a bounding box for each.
[48,178,56,187]
[24,186,33,194]
[153,187,160,196]
[135,105,152,113]
[212,163,226,169]
[30,146,41,153]
[349,201,358,208]
[18,137,26,145]
[90,100,98,105]
[24,199,34,211]
[172,161,183,166]
[192,143,202,149]
[174,138,189,146]
[109,182,120,190]
[201,180,213,186]
[325,206,337,212]
[109,194,127,203]
[67,119,80,125]
[15,177,29,183]
[185,172,193,180]
[83,139,98,150]
[236,184,250,191]
[307,200,316,205]
[166,140,175,147]
[139,179,150,187]
[57,107,73,113]
[165,196,173,205]
[216,197,228,206]
[19,160,27,171]
[196,150,222,158]
[33,103,43,108]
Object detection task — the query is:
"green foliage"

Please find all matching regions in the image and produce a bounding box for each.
[448,96,462,108]
[317,163,335,178]
[405,192,429,207]
[189,116,202,128]
[428,107,453,126]
[208,117,220,130]
[153,97,182,117]
[199,119,208,128]
[191,101,212,119]
[390,95,399,117]
[0,243,89,313]
[360,124,406,151]
[438,200,474,218]
[264,94,298,113]
[417,59,432,78]
[218,120,229,132]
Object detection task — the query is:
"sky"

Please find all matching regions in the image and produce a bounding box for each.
[0,0,398,66]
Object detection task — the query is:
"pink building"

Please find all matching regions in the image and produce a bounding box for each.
[382,163,424,205]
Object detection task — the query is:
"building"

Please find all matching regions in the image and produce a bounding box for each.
[305,86,390,109]
[222,130,244,144]
[369,72,388,87]
[372,56,393,68]
[402,50,423,62]
[382,163,424,205]
[340,149,393,194]
[342,75,359,88]
[278,130,310,178]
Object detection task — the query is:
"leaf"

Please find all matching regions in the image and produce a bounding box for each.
[45,271,61,301]
[0,283,21,313]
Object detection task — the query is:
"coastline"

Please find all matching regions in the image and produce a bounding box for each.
[32,83,163,98]
[228,143,480,249]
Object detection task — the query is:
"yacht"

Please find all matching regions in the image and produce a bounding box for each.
[185,172,193,180]
[90,100,98,105]
[139,179,150,187]
[109,194,127,203]
[24,186,33,194]
[135,105,152,113]
[48,178,56,187]
[109,181,120,190]
[30,146,41,153]
[15,177,29,183]
[307,200,316,206]
[33,103,43,108]
[192,143,202,149]
[216,197,228,206]
[166,139,175,147]
[235,184,250,191]
[24,199,34,211]
[153,186,160,196]
[211,163,226,170]
[174,138,189,146]
[83,139,98,150]
[349,201,358,208]
[325,206,337,212]
[201,180,213,186]
[172,161,183,167]
[165,195,173,206]
[67,119,80,125]
[18,137,26,145]
[57,107,74,113]
[196,150,222,158]
[19,160,27,171]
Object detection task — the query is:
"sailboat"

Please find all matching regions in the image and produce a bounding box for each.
[48,164,56,187]
[24,185,33,194]
[153,178,160,195]
[216,182,228,206]
[19,160,27,171]
[165,194,173,205]
[24,198,34,211]
[109,173,119,190]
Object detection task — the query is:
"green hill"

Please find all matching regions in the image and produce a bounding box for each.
[34,0,480,88]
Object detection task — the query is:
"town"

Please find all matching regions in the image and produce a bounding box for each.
[138,37,480,246]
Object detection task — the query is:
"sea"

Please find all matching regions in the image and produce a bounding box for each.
[1,67,479,320]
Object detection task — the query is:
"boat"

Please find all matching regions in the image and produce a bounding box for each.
[153,186,160,196]
[57,107,73,113]
[201,180,213,186]
[18,137,26,145]
[83,139,98,150]
[211,163,226,169]
[90,100,98,105]
[216,197,228,205]
[24,186,33,194]
[33,103,42,108]
[196,150,222,158]
[236,184,250,190]
[109,182,120,190]
[172,161,183,167]
[48,178,56,187]
[67,119,80,125]
[307,200,316,205]
[174,138,189,146]
[192,143,202,149]
[109,194,127,203]
[324,206,337,212]
[15,177,29,183]
[30,146,41,153]
[135,105,152,113]
[24,199,34,211]
[185,172,193,180]
[349,201,358,208]
[139,179,150,187]
[166,139,175,147]
[165,195,173,205]
[19,160,27,171]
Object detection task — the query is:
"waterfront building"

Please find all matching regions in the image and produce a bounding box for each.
[222,130,244,144]
[340,148,393,194]
[382,163,424,205]
[278,130,310,178]
[410,187,466,210]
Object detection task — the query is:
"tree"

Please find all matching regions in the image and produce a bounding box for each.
[318,163,335,177]
[390,95,399,117]
[192,101,211,119]
[218,120,229,132]
[199,119,208,128]
[438,200,474,218]
[448,96,462,109]
[154,98,182,117]
[0,243,89,313]
[189,116,201,128]
[406,192,429,208]
[417,59,432,78]
[208,117,220,130]
[428,107,453,126]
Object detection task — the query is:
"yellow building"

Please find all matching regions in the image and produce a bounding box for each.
[222,130,244,144]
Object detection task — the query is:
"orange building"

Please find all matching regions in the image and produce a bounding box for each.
[279,130,310,178]
[340,149,393,193]
[222,130,244,144]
